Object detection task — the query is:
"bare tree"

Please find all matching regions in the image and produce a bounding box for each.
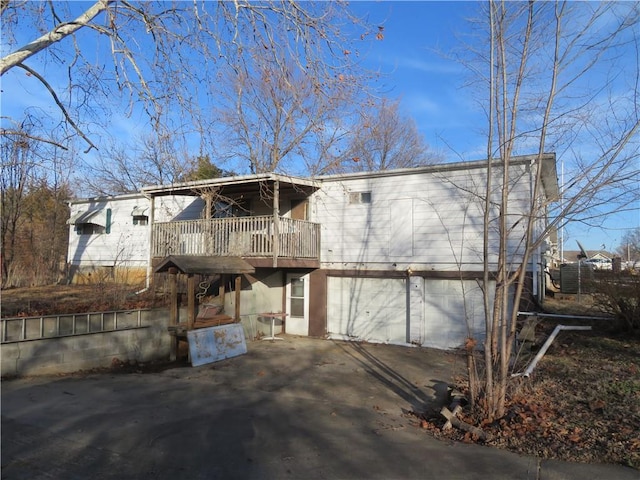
[338,98,441,173]
[1,132,32,285]
[83,139,233,196]
[214,60,359,175]
[455,1,640,421]
[617,228,640,263]
[82,133,196,195]
[1,1,373,171]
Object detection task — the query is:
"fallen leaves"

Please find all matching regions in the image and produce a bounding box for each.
[411,328,640,470]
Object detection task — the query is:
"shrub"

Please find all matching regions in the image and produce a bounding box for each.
[591,273,640,333]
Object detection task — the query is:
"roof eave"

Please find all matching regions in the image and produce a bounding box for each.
[140,172,320,196]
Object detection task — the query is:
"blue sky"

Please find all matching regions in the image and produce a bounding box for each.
[350,1,485,159]
[2,1,638,254]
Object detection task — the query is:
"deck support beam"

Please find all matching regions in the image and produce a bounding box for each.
[187,274,196,330]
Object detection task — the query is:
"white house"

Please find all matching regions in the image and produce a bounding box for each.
[67,193,203,283]
[67,153,559,349]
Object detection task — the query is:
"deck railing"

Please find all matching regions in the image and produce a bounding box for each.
[152,215,320,259]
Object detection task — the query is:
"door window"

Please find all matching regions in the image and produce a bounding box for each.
[290,277,305,317]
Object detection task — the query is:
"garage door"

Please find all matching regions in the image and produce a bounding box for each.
[422,279,488,350]
[327,277,407,345]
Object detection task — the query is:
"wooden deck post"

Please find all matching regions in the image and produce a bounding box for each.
[169,267,179,361]
[235,275,242,321]
[219,275,226,299]
[272,180,279,268]
[187,274,196,330]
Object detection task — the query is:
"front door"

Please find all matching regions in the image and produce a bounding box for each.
[286,273,309,336]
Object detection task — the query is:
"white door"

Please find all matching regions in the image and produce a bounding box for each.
[422,279,488,350]
[286,274,309,336]
[327,277,407,345]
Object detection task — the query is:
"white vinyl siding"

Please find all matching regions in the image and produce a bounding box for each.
[156,196,205,222]
[389,199,414,257]
[68,197,148,268]
[315,163,534,271]
[68,194,197,268]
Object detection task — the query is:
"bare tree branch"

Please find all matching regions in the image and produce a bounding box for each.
[16,63,98,153]
[0,0,112,75]
[3,1,376,184]
[454,0,640,420]
[0,128,68,150]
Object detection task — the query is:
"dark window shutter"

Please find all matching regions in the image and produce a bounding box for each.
[106,208,112,234]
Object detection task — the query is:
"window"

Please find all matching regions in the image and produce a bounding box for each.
[290,277,305,317]
[348,191,372,204]
[76,223,105,235]
[70,208,111,235]
[131,206,149,225]
[212,199,249,218]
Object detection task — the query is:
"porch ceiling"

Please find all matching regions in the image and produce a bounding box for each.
[154,255,256,275]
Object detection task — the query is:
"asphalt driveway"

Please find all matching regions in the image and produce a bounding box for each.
[2,336,637,479]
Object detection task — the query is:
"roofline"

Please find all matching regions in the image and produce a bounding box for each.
[140,172,320,196]
[316,153,556,182]
[68,192,147,205]
[317,153,559,202]
[69,153,559,201]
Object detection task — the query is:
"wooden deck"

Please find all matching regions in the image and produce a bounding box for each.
[152,215,320,260]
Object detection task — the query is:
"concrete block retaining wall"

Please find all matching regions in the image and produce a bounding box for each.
[1,309,172,377]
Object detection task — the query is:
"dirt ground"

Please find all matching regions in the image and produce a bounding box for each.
[2,285,639,469]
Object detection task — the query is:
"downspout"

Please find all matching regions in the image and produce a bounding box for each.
[530,159,539,302]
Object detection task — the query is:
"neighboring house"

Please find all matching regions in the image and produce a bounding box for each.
[562,250,614,270]
[67,154,558,349]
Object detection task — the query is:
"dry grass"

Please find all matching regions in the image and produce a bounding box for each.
[0,284,161,318]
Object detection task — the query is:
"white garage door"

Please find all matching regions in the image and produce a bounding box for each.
[327,276,490,350]
[327,277,408,345]
[422,279,488,350]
